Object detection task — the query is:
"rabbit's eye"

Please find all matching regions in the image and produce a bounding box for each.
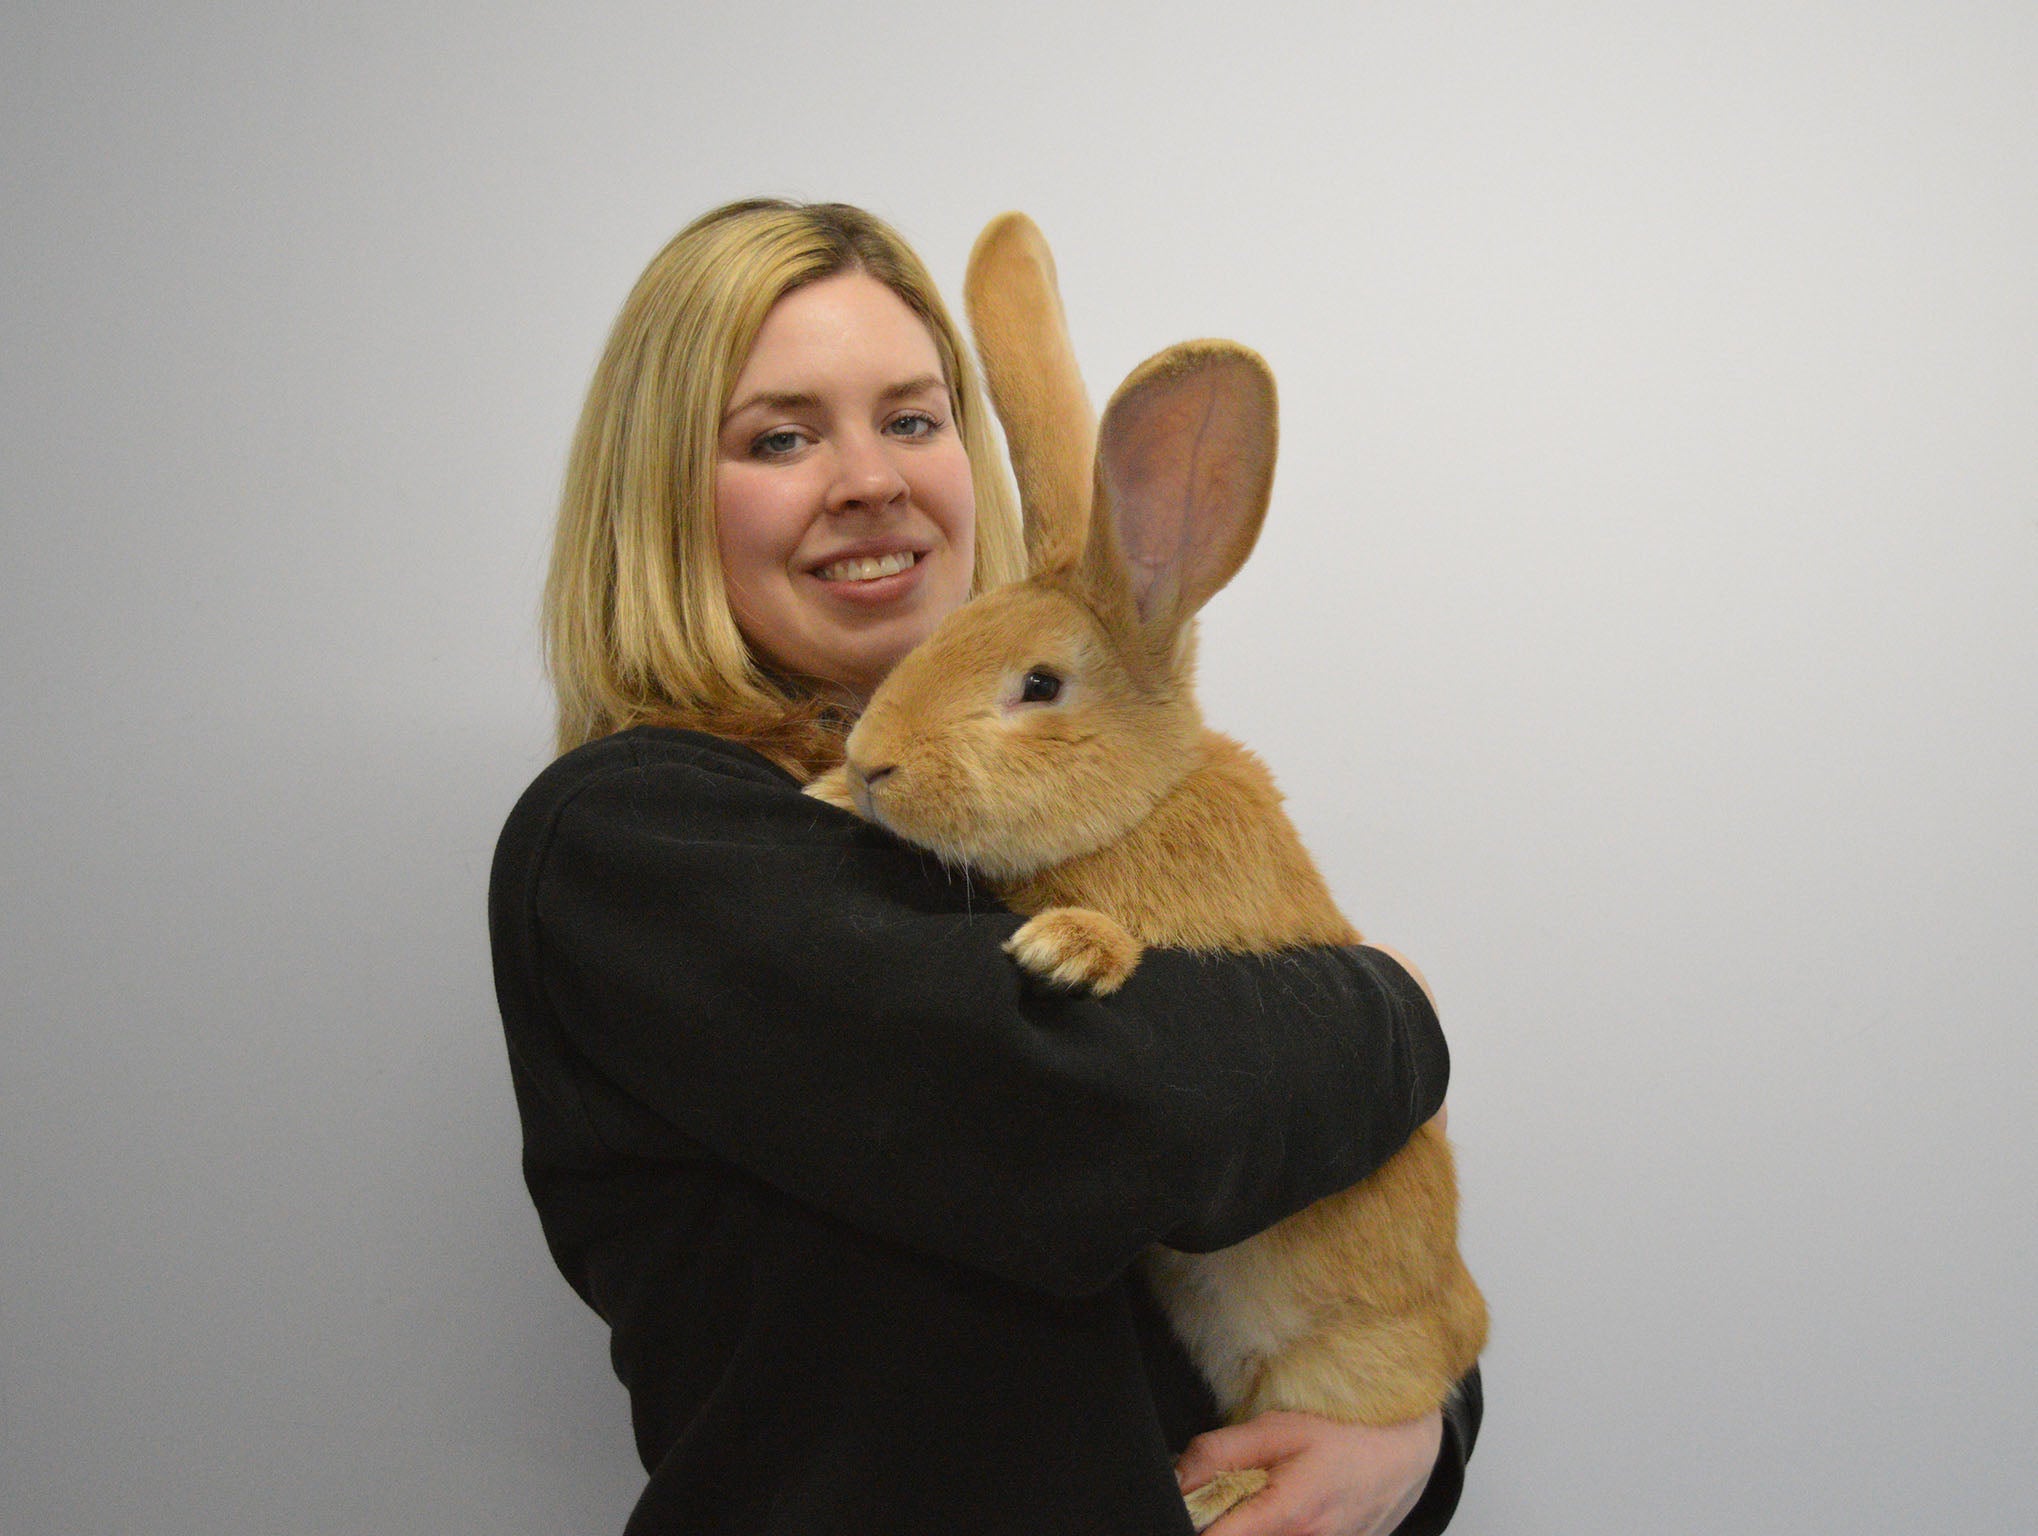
[1019,669,1064,705]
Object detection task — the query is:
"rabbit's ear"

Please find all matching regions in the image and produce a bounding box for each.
[965,213,1096,575]
[1089,342,1278,644]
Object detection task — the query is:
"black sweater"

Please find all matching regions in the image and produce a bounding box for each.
[489,725,1481,1535]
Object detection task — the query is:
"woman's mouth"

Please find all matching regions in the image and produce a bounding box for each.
[814,550,920,583]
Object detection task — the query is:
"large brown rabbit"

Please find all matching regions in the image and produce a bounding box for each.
[808,213,1487,1530]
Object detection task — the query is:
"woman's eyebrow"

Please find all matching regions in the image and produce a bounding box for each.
[725,388,820,419]
[879,373,948,403]
[723,374,948,423]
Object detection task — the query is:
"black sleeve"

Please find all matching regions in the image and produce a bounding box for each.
[1394,1364,1483,1535]
[492,729,1448,1299]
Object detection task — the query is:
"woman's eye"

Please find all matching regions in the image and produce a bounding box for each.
[887,412,941,440]
[1019,669,1063,704]
[751,429,803,458]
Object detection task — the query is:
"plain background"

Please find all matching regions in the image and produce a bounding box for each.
[4,3,2033,1532]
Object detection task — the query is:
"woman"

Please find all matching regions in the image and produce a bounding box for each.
[490,199,1481,1535]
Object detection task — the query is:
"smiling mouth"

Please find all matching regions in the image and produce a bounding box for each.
[814,550,921,583]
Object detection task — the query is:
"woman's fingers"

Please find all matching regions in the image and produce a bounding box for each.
[1176,1411,1314,1492]
[1178,1410,1443,1536]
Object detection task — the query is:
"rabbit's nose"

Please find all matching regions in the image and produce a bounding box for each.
[850,763,896,821]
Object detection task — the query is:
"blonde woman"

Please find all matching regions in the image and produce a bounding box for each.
[489,200,1480,1536]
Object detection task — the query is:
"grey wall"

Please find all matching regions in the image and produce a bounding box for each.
[4,4,2033,1532]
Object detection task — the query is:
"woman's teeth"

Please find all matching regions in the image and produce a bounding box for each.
[816,550,918,583]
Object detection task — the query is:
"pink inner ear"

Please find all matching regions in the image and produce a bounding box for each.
[1098,356,1274,624]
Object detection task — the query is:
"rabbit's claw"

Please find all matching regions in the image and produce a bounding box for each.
[1005,907,1143,994]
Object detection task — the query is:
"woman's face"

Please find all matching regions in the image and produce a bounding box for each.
[715,271,976,706]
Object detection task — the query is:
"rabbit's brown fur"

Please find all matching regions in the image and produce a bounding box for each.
[809,213,1485,1529]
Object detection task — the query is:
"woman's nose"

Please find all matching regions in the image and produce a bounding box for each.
[825,432,910,514]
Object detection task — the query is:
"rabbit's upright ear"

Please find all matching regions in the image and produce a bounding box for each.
[965,213,1096,575]
[1088,342,1278,647]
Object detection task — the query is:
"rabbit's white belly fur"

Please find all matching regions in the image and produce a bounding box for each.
[1143,1239,1310,1416]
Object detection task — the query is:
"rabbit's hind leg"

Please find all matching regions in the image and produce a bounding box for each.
[1182,1468,1269,1532]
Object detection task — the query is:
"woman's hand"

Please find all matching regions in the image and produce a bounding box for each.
[1175,1409,1443,1536]
[1359,942,1433,1009]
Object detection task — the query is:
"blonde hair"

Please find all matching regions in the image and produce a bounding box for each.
[544,199,1026,773]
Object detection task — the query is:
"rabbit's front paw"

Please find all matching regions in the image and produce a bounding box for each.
[1005,907,1142,994]
[804,765,861,815]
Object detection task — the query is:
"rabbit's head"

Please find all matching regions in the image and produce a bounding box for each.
[842,215,1277,882]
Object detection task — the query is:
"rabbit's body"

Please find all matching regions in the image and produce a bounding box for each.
[1002,716,1484,1429]
[811,212,1484,1529]
[1006,728,1351,955]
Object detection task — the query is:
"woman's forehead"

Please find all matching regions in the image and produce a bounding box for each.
[736,272,944,388]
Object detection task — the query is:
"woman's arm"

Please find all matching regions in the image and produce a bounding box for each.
[491,728,1448,1298]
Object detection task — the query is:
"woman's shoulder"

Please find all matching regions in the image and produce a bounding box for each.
[513,724,795,818]
[558,722,796,788]
[494,725,812,882]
